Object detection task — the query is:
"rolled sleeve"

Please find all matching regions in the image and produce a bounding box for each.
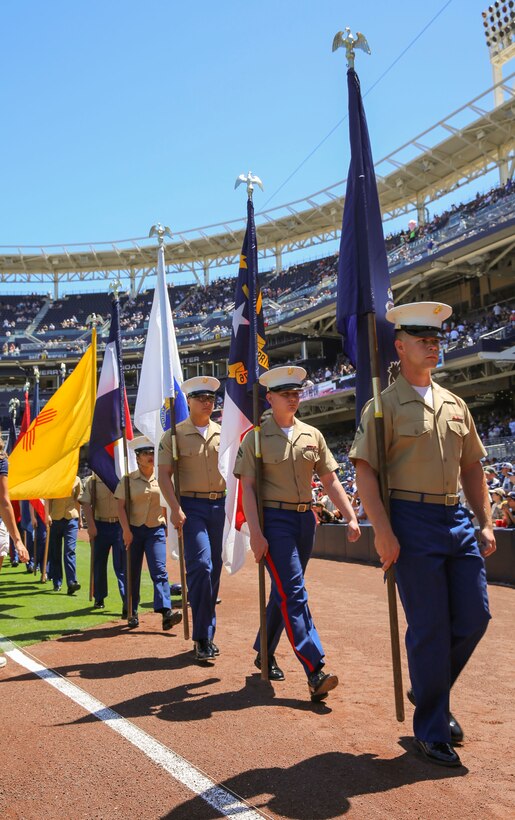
[348,400,380,471]
[233,432,256,478]
[460,405,487,469]
[157,430,172,466]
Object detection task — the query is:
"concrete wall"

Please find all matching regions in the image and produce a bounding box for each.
[313,524,515,586]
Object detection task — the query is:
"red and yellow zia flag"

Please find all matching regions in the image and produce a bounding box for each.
[8,331,97,499]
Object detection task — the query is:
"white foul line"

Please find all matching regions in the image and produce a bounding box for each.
[2,642,265,820]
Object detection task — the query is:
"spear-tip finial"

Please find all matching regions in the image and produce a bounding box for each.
[149,223,173,247]
[235,172,264,201]
[332,27,371,69]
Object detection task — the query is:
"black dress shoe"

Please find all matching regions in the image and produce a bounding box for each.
[67,582,81,595]
[209,641,220,656]
[307,669,338,702]
[194,639,215,660]
[414,738,462,767]
[128,615,139,629]
[254,653,285,681]
[407,688,464,744]
[94,600,105,609]
[162,609,183,630]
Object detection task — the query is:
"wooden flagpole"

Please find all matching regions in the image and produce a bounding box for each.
[367,314,404,721]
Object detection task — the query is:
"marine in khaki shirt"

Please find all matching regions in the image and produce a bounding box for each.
[80,474,119,521]
[349,373,486,496]
[47,476,81,521]
[80,474,125,610]
[351,301,495,769]
[234,415,338,504]
[158,417,225,495]
[157,375,225,662]
[114,470,166,527]
[234,365,360,703]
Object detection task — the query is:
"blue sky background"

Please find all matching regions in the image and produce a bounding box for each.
[0,0,511,289]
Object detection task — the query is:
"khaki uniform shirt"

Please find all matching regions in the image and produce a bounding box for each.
[114,469,165,527]
[49,476,81,520]
[349,374,486,495]
[234,415,338,503]
[80,475,119,520]
[158,417,226,494]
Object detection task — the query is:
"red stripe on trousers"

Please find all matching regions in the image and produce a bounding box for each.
[265,551,315,673]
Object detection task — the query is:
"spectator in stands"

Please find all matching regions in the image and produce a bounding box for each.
[500,463,514,493]
[484,466,501,490]
[490,489,506,523]
[503,492,515,528]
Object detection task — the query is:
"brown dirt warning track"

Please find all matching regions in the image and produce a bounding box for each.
[1,554,514,820]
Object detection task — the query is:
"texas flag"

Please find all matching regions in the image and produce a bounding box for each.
[89,298,135,491]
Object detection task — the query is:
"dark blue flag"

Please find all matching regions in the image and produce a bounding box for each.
[89,298,135,492]
[218,197,268,573]
[336,68,398,420]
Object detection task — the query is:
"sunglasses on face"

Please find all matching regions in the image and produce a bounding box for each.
[191,395,215,403]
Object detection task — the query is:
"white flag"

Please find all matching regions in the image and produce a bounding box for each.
[134,245,188,447]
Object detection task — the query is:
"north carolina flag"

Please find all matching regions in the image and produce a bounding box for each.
[8,332,97,499]
[89,298,136,492]
[134,243,188,448]
[218,198,268,574]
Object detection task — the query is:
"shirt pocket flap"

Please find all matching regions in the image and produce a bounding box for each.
[397,421,432,437]
[447,420,467,437]
[262,443,290,464]
[184,440,204,457]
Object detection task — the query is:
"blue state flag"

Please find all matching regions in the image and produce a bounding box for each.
[336,68,398,420]
[218,198,268,573]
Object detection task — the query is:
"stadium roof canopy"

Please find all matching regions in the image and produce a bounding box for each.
[0,74,513,295]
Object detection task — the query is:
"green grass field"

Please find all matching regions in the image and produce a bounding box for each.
[0,539,157,648]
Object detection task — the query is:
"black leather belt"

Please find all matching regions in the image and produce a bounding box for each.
[390,490,460,506]
[263,500,313,512]
[181,491,225,500]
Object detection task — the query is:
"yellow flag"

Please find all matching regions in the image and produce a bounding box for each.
[8,331,97,499]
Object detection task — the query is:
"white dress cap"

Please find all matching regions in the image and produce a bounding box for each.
[181,376,220,396]
[259,365,307,392]
[129,435,154,452]
[385,301,452,336]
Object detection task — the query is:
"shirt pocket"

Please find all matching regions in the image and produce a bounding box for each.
[262,442,290,465]
[396,421,433,462]
[183,440,205,458]
[301,446,319,462]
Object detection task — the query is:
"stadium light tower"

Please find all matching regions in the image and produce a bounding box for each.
[482,2,515,106]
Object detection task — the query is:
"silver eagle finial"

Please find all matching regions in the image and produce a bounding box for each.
[332,27,371,68]
[149,223,173,246]
[235,171,264,200]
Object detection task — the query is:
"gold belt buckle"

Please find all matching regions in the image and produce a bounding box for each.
[209,492,218,500]
[297,503,308,513]
[445,493,458,506]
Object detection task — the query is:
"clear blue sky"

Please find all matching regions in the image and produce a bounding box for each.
[0,1,507,257]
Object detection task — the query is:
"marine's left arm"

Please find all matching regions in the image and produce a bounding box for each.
[460,461,496,557]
